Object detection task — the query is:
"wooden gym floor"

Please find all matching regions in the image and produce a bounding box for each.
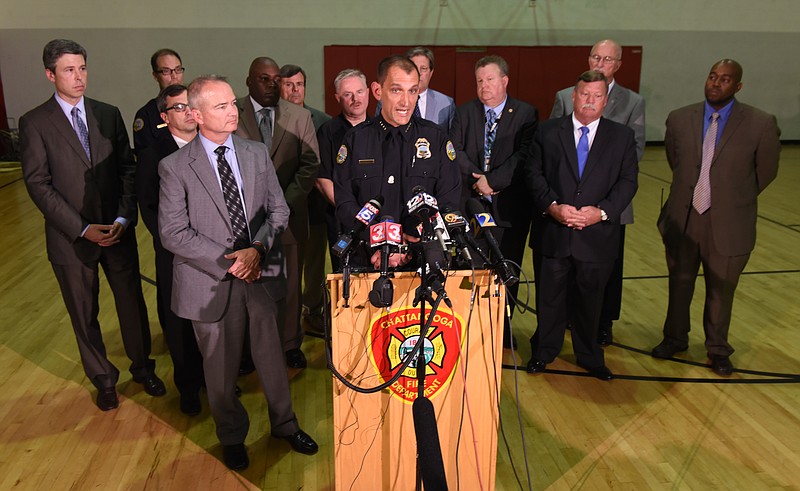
[0,145,797,490]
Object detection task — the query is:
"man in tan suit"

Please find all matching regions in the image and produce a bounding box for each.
[236,57,320,369]
[653,59,780,376]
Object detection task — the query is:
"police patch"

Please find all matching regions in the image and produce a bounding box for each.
[415,138,431,159]
[132,118,145,132]
[446,140,456,161]
[336,144,348,164]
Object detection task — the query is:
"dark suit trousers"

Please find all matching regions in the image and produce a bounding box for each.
[152,238,204,395]
[51,232,154,390]
[663,209,749,357]
[192,280,299,446]
[599,225,626,327]
[302,189,328,312]
[534,255,613,369]
[281,227,305,351]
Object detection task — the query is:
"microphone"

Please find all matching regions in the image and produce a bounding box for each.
[432,212,451,254]
[368,216,402,308]
[464,198,519,287]
[406,186,438,239]
[333,196,383,258]
[441,206,482,264]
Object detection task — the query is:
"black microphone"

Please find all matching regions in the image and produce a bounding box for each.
[441,206,482,264]
[406,185,438,239]
[464,198,519,287]
[368,217,401,307]
[332,196,383,258]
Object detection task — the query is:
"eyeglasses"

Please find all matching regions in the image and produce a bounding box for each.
[165,103,190,113]
[589,55,619,64]
[156,67,186,76]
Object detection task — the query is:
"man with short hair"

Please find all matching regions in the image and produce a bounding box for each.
[550,39,645,346]
[653,59,780,376]
[135,84,204,415]
[236,57,320,369]
[524,70,638,380]
[159,75,318,470]
[316,69,370,272]
[279,64,332,131]
[20,39,165,411]
[132,48,185,154]
[451,55,538,348]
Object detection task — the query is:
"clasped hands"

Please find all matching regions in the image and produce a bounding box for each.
[225,248,262,283]
[84,221,125,247]
[546,203,603,230]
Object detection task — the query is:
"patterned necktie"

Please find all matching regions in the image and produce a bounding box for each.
[577,126,589,178]
[413,96,422,119]
[214,146,249,250]
[693,112,720,214]
[71,107,91,159]
[484,108,497,172]
[258,107,273,150]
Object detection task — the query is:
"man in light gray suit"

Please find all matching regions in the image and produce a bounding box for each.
[158,75,317,471]
[549,39,645,346]
[375,46,456,131]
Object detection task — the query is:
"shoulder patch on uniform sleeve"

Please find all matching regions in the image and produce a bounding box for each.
[446,140,456,161]
[336,144,348,164]
[133,118,144,132]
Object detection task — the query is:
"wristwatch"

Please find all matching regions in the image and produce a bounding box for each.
[599,209,608,222]
[251,241,267,258]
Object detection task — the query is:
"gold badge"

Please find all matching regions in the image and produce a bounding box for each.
[132,118,144,132]
[415,138,431,159]
[446,140,456,161]
[336,144,348,164]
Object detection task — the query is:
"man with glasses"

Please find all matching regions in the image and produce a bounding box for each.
[549,39,645,347]
[133,48,186,154]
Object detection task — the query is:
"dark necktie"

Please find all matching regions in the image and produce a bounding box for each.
[71,107,91,159]
[693,112,720,214]
[258,107,273,150]
[484,108,497,172]
[577,126,589,178]
[413,94,422,119]
[214,146,249,250]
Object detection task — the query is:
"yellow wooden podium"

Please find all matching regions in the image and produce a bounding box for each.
[328,270,505,490]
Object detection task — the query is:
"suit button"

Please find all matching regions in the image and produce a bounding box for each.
[226,238,233,244]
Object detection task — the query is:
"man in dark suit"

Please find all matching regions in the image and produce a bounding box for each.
[236,57,320,369]
[135,84,204,415]
[158,75,318,470]
[524,70,638,380]
[653,59,780,376]
[550,39,645,346]
[20,39,165,411]
[450,55,538,348]
[132,48,185,155]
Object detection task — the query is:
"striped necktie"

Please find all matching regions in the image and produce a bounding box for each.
[71,107,91,159]
[214,146,250,250]
[693,112,720,214]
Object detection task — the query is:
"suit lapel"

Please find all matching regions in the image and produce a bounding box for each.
[83,99,104,166]
[187,138,229,222]
[605,84,621,120]
[233,139,257,220]
[581,118,611,182]
[557,117,581,181]
[45,97,92,167]
[271,101,288,160]
[713,102,744,162]
[690,104,704,163]
[237,97,261,143]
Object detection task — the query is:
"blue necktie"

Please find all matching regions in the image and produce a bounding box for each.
[577,126,589,178]
[71,107,91,159]
[484,109,497,171]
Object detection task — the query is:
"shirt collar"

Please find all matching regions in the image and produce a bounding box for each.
[198,131,234,155]
[377,115,413,141]
[54,92,86,117]
[572,114,601,133]
[704,98,735,121]
[483,96,508,118]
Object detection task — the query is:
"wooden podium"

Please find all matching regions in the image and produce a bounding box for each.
[328,270,505,490]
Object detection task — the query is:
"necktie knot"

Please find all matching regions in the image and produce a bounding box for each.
[214,145,227,158]
[579,126,589,137]
[711,112,720,123]
[486,109,496,126]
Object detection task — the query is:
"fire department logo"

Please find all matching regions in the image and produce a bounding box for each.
[368,306,465,403]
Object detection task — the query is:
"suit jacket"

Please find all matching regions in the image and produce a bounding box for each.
[20,96,138,265]
[551,82,645,224]
[451,96,538,225]
[305,104,332,132]
[524,116,638,262]
[136,134,179,242]
[235,97,320,242]
[658,101,780,256]
[158,134,290,322]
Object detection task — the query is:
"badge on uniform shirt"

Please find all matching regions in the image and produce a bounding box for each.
[336,144,348,164]
[446,140,456,161]
[133,118,144,132]
[388,175,395,184]
[415,138,431,159]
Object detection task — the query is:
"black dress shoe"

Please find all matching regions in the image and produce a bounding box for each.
[709,354,734,376]
[578,362,613,381]
[526,359,547,374]
[235,385,242,397]
[96,387,119,411]
[222,443,249,470]
[285,348,307,369]
[133,374,167,397]
[180,391,201,416]
[239,358,256,376]
[597,327,613,347]
[651,340,689,359]
[273,429,318,455]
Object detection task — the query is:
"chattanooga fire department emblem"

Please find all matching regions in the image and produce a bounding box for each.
[368,306,465,403]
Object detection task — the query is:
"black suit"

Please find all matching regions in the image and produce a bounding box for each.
[136,135,204,396]
[20,96,155,390]
[523,116,638,368]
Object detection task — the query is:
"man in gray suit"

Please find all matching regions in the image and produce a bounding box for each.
[20,39,164,412]
[550,39,645,346]
[159,75,318,470]
[376,46,456,131]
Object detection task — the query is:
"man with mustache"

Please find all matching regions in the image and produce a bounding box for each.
[523,70,638,380]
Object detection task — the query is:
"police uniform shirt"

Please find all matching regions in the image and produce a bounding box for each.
[132,98,168,155]
[317,113,366,181]
[332,115,461,232]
